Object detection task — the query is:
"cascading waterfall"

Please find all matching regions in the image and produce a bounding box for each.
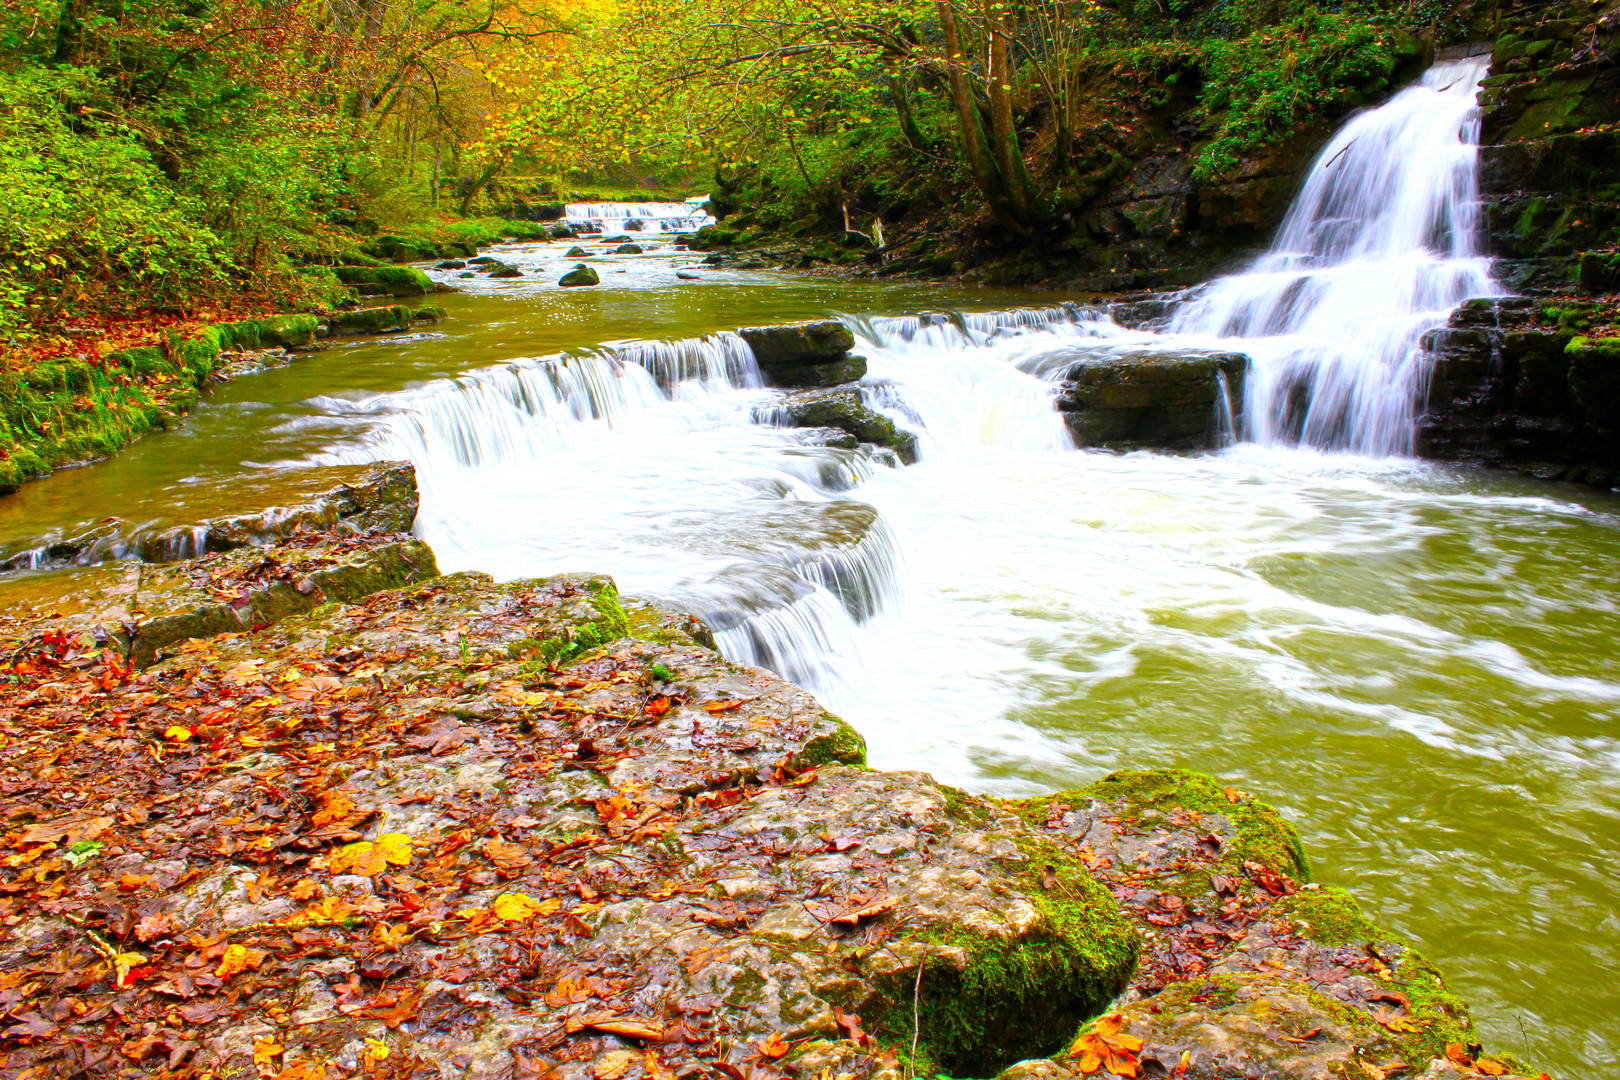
[1168,56,1500,454]
[564,198,714,234]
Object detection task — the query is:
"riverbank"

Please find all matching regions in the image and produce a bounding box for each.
[0,304,448,497]
[0,465,1547,1080]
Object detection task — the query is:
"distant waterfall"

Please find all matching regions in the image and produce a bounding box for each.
[564,198,714,234]
[1169,57,1499,455]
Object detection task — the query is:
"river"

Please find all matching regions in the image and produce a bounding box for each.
[1,59,1615,1072]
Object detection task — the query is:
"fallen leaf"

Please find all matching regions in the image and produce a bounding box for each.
[329,832,412,876]
[216,944,268,980]
[595,1050,639,1080]
[253,1037,284,1077]
[311,791,357,828]
[1070,1013,1143,1077]
[492,892,560,921]
[482,838,534,871]
[165,725,193,742]
[1474,1062,1508,1077]
[757,1032,791,1059]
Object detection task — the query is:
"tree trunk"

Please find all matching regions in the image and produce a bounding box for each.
[938,2,1017,228]
[987,5,1040,223]
[886,73,929,153]
[459,152,508,216]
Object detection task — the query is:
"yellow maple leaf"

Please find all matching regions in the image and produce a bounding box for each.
[253,1036,284,1076]
[492,892,560,921]
[164,725,193,742]
[329,833,412,876]
[113,951,147,987]
[216,943,268,980]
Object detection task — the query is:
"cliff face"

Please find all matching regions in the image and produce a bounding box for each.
[1413,0,1620,485]
[1476,0,1620,294]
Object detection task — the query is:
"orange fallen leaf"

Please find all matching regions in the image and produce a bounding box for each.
[1474,1062,1508,1077]
[1070,1013,1143,1077]
[311,791,357,828]
[492,892,560,921]
[328,832,412,876]
[253,1036,284,1077]
[481,838,534,871]
[757,1032,791,1059]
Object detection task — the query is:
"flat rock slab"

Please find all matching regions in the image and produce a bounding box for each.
[0,461,420,572]
[0,532,438,664]
[0,503,1530,1080]
[0,571,1141,1080]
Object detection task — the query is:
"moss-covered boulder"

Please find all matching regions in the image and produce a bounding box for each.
[326,305,412,336]
[331,264,434,296]
[738,320,867,387]
[614,242,645,254]
[566,245,589,257]
[559,263,600,287]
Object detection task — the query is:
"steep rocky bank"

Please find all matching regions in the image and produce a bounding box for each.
[0,465,1546,1080]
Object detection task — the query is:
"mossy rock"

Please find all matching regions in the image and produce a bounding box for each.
[559,264,600,287]
[327,306,411,336]
[331,265,434,296]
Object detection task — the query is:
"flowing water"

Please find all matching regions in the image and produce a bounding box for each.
[2,62,1617,1069]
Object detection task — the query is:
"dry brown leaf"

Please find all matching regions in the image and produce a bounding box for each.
[216,944,268,980]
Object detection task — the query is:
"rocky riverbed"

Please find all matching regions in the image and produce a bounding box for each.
[0,465,1548,1080]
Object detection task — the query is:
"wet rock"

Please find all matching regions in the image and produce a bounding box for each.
[21,533,437,664]
[1054,348,1248,450]
[560,264,601,287]
[614,243,645,254]
[566,246,589,257]
[326,304,412,336]
[1418,297,1620,487]
[468,256,497,265]
[763,387,918,463]
[485,262,523,278]
[0,461,421,572]
[676,270,700,280]
[436,259,468,270]
[738,320,867,388]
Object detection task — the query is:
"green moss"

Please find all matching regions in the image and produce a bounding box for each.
[1274,884,1379,946]
[795,713,868,768]
[1039,768,1310,879]
[865,833,1139,1077]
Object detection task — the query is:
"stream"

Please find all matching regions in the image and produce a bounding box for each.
[1,58,1616,1070]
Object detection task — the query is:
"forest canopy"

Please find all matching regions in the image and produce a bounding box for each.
[0,0,1456,335]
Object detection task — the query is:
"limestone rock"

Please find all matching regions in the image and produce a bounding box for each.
[762,386,917,463]
[1053,348,1248,450]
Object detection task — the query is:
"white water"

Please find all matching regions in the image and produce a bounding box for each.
[1169,57,1499,454]
[564,197,713,234]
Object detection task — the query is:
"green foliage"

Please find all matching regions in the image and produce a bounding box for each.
[0,65,230,333]
[1189,13,1403,181]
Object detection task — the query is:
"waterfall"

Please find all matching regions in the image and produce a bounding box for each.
[564,197,714,234]
[1168,57,1500,455]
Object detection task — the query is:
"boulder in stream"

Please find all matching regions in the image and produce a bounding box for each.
[614,242,645,254]
[1055,348,1249,450]
[326,305,412,336]
[565,245,588,257]
[739,320,867,388]
[559,263,601,287]
[765,386,917,463]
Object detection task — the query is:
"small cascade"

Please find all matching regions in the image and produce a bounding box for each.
[564,197,714,234]
[600,332,762,396]
[1168,57,1500,455]
[843,307,1103,456]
